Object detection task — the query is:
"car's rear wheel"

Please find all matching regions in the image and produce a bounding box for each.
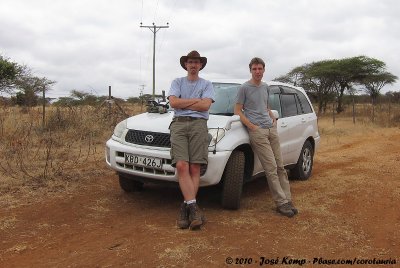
[221,150,245,210]
[290,140,314,180]
[118,174,144,192]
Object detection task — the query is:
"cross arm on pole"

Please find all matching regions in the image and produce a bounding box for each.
[140,22,169,99]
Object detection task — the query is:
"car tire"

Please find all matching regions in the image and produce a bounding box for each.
[221,150,245,210]
[118,174,144,192]
[290,140,314,180]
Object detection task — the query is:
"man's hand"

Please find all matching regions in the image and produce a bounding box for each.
[268,109,277,126]
[248,123,259,131]
[235,103,260,131]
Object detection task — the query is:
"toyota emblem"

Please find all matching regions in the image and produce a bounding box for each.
[144,134,154,143]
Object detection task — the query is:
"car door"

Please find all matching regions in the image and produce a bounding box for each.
[267,86,292,163]
[277,93,302,163]
[280,86,316,164]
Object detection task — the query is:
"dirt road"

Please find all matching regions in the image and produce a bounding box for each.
[1,118,399,267]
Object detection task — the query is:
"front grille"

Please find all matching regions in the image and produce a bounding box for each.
[125,129,171,148]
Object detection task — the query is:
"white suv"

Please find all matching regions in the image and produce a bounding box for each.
[105,81,320,209]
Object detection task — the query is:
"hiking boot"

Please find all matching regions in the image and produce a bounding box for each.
[176,202,190,229]
[187,203,203,230]
[277,202,295,218]
[288,201,299,215]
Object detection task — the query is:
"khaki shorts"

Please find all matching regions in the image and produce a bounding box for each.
[169,117,209,167]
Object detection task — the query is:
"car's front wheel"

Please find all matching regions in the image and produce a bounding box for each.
[290,140,314,180]
[118,174,144,192]
[221,150,245,210]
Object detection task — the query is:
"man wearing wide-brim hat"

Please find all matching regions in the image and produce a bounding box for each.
[168,50,215,230]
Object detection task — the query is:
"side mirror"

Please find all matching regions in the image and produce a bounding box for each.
[225,115,241,130]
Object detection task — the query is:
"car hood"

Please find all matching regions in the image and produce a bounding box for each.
[126,112,237,133]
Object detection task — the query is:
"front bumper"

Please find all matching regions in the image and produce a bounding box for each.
[105,138,231,186]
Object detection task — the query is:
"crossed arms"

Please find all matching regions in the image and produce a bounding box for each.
[169,96,213,112]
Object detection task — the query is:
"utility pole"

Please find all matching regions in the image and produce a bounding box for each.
[140,22,169,99]
[108,85,112,118]
[42,85,45,130]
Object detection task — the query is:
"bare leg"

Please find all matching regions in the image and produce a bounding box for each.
[176,160,196,201]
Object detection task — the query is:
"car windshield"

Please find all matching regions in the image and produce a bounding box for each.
[209,83,240,116]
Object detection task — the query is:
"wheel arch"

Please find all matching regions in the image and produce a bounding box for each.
[306,136,316,154]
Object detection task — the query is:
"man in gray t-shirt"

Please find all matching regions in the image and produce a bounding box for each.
[168,50,215,230]
[234,57,298,218]
[236,81,273,129]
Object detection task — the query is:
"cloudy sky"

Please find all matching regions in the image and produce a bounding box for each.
[1,0,399,99]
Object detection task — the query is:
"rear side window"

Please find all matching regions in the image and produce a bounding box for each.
[281,94,299,117]
[267,85,314,117]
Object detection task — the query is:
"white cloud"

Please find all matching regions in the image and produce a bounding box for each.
[0,0,399,99]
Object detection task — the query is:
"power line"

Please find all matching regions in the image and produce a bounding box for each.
[153,0,160,22]
[140,0,144,23]
[140,22,169,99]
[158,0,177,59]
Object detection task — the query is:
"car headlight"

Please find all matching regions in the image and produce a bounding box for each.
[208,128,225,147]
[113,119,127,139]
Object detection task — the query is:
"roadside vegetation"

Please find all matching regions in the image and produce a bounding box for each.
[1,53,399,189]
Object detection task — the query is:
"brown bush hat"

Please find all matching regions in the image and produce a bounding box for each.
[180,50,207,70]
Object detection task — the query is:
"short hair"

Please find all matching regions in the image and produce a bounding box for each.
[249,57,265,71]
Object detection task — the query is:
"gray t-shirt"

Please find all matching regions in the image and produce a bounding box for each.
[168,77,215,119]
[236,81,273,128]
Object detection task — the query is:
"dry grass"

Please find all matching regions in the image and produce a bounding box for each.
[0,103,399,267]
[0,104,137,211]
[0,105,122,183]
[0,102,397,211]
[321,102,400,127]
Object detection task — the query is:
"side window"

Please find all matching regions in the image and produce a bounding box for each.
[281,94,299,117]
[267,86,282,117]
[297,92,313,114]
[268,93,282,117]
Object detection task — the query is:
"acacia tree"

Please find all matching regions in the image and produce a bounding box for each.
[280,61,337,115]
[309,56,387,114]
[361,72,397,105]
[1,55,55,106]
[329,57,359,113]
[15,76,55,107]
[274,55,397,115]
[303,61,338,114]
[361,72,397,122]
[0,55,23,93]
[273,66,306,86]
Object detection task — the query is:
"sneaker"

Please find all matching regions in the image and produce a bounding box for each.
[187,203,203,230]
[176,202,190,229]
[288,201,299,215]
[277,202,295,218]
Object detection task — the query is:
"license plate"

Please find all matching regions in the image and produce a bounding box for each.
[125,154,163,169]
